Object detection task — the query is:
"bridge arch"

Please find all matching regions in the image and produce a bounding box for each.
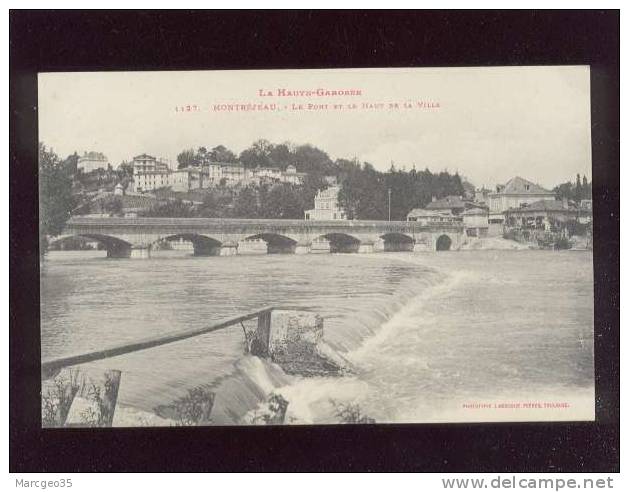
[244,233,298,254]
[48,234,134,258]
[380,233,415,252]
[435,234,453,251]
[317,233,362,254]
[155,234,222,256]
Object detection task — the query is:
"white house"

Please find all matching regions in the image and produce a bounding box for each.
[304,185,347,220]
[487,176,556,234]
[78,151,109,173]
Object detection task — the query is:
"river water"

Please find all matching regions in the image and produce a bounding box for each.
[41,249,594,424]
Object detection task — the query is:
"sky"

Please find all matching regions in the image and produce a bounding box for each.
[38,66,592,189]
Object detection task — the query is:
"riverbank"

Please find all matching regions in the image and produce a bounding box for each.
[460,235,592,251]
[460,237,536,250]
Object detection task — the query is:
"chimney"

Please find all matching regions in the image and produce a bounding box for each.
[562,196,568,208]
[431,196,437,202]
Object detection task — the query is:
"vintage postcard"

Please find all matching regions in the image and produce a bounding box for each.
[38,67,594,427]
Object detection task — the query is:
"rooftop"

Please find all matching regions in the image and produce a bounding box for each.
[493,176,553,195]
[461,207,488,216]
[407,208,456,218]
[425,195,470,210]
[203,161,241,167]
[507,199,578,213]
[79,151,107,161]
[133,153,157,160]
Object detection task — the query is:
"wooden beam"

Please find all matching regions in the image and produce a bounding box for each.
[42,306,276,377]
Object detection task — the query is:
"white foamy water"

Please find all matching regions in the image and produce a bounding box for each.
[41,249,594,425]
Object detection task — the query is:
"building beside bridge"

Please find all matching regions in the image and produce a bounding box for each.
[407,195,489,237]
[504,198,580,232]
[304,185,347,220]
[406,208,462,226]
[461,207,489,237]
[487,176,556,234]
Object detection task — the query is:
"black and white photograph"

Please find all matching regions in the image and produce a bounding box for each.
[9,9,619,474]
[37,67,595,427]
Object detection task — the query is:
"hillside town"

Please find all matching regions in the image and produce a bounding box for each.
[47,145,593,252]
[407,176,592,248]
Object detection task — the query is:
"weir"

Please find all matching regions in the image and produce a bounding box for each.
[41,306,348,427]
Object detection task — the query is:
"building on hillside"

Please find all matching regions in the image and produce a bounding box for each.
[132,153,169,173]
[78,151,109,173]
[131,154,172,192]
[131,153,208,193]
[504,198,579,233]
[220,162,247,185]
[487,176,556,234]
[281,165,308,185]
[201,162,223,187]
[170,167,204,192]
[255,167,282,182]
[304,185,347,220]
[406,208,463,226]
[132,170,171,192]
[461,207,489,237]
[489,176,556,212]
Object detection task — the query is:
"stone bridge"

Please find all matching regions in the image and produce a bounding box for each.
[52,217,464,258]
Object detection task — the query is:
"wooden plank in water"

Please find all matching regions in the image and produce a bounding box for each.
[41,306,277,377]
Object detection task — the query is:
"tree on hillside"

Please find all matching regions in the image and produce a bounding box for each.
[260,184,304,219]
[575,174,583,201]
[197,192,222,217]
[582,176,592,199]
[209,145,237,163]
[197,146,208,164]
[338,163,388,220]
[61,152,79,176]
[233,186,259,218]
[177,148,201,169]
[299,174,328,213]
[39,143,75,255]
[239,139,273,169]
[95,196,123,215]
[335,157,360,177]
[117,160,134,177]
[141,199,195,218]
[293,144,336,176]
[553,174,592,202]
[460,176,476,199]
[268,143,293,170]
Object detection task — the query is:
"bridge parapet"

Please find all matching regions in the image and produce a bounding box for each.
[57,216,464,257]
